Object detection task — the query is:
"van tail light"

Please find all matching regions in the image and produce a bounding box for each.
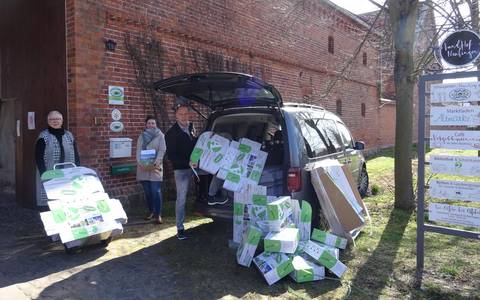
[287,168,302,193]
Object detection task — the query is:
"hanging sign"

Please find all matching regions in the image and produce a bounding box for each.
[430,106,480,126]
[430,155,480,176]
[429,179,480,202]
[430,82,480,103]
[440,30,480,67]
[430,130,480,150]
[429,203,480,228]
[108,86,125,105]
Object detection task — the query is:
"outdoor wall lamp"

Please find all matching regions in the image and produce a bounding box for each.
[105,39,117,51]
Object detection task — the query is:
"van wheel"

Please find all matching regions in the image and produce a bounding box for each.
[358,167,369,198]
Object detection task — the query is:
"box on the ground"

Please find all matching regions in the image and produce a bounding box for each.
[303,240,347,277]
[233,200,246,244]
[289,255,325,283]
[310,160,368,242]
[247,195,277,234]
[267,196,293,232]
[298,200,312,241]
[253,252,294,285]
[236,225,263,267]
[233,184,267,243]
[311,229,347,249]
[264,227,300,254]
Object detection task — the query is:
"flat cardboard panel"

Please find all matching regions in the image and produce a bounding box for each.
[319,172,363,232]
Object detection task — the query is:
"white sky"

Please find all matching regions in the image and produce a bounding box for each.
[329,0,384,14]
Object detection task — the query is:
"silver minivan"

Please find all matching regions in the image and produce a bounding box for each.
[154,72,368,227]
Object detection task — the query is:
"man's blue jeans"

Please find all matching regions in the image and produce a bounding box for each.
[141,181,162,216]
[174,169,192,231]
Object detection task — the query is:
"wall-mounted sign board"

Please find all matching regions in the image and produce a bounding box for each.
[108,86,124,105]
[430,106,480,126]
[430,81,480,103]
[429,179,480,202]
[430,155,480,176]
[429,203,480,228]
[430,130,480,150]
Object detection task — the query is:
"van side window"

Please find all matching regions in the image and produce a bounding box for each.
[299,119,328,157]
[318,119,343,153]
[336,122,354,149]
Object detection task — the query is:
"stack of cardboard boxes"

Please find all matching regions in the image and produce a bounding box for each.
[191,134,368,285]
[39,167,127,248]
[235,190,349,285]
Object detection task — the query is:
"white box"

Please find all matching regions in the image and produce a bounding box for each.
[264,227,299,254]
[267,196,293,232]
[110,138,132,158]
[290,255,325,283]
[303,240,347,277]
[311,229,348,249]
[253,252,294,285]
[236,225,262,267]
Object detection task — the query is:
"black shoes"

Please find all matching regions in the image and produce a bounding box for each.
[207,195,229,206]
[177,229,188,240]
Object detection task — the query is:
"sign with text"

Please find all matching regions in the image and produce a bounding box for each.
[430,106,480,126]
[429,203,480,228]
[430,130,480,150]
[430,155,480,176]
[440,30,480,67]
[430,82,480,103]
[429,179,480,202]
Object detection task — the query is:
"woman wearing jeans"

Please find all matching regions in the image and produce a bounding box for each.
[136,116,166,224]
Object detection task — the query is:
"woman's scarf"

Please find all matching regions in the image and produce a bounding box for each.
[142,128,161,150]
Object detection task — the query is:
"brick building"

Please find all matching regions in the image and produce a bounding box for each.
[1,0,398,209]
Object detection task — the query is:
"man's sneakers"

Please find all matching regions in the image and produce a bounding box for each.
[177,229,188,240]
[207,195,229,206]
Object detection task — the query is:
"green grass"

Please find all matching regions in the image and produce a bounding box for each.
[325,147,480,299]
[128,147,479,299]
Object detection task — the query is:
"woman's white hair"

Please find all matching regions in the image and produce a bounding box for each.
[47,110,63,119]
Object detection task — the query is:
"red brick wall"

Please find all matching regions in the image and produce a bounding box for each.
[66,0,392,202]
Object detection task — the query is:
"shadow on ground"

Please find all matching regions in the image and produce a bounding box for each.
[37,221,340,299]
[345,208,414,299]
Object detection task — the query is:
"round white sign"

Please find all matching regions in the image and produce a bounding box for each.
[110,121,124,132]
[111,109,122,121]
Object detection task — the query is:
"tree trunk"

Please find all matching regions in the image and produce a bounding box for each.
[388,0,419,210]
